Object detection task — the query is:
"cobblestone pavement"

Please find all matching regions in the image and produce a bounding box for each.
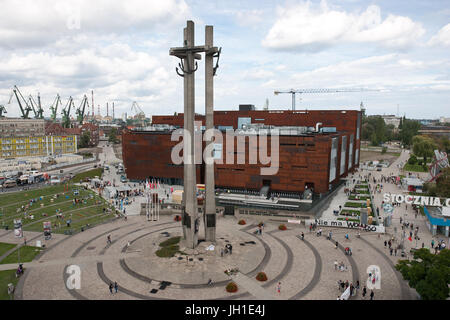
[12,212,414,300]
[9,148,435,300]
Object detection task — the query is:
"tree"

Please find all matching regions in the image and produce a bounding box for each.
[109,128,118,144]
[79,131,90,148]
[399,119,420,147]
[412,135,437,165]
[396,248,450,300]
[435,167,450,198]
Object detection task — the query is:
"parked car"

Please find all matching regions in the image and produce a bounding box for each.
[120,176,128,183]
[3,180,17,188]
[50,176,61,185]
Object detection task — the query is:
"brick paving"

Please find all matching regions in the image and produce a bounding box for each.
[9,150,443,300]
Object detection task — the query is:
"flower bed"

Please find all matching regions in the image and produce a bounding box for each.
[226,282,238,293]
[278,224,287,231]
[344,202,367,208]
[348,195,371,201]
[256,272,268,282]
[238,219,246,225]
[337,217,360,222]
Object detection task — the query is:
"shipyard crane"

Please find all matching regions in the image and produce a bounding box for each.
[131,101,146,126]
[61,96,75,128]
[49,94,62,122]
[0,104,6,117]
[274,88,380,111]
[28,93,44,119]
[11,85,33,119]
[76,95,89,124]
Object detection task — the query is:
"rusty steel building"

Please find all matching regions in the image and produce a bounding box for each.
[122,109,362,195]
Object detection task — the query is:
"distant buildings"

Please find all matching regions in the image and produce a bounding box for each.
[0,135,77,159]
[381,115,402,129]
[45,122,100,147]
[0,118,45,138]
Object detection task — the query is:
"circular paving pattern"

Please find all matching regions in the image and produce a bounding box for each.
[18,216,414,300]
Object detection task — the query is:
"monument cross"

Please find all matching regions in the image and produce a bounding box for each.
[170,20,220,248]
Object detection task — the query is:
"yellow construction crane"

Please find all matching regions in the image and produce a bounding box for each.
[274,88,379,110]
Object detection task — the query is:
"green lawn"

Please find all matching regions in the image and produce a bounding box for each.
[0,269,20,300]
[0,243,16,257]
[348,195,371,201]
[403,164,429,172]
[72,168,103,183]
[0,245,43,264]
[344,202,367,208]
[341,209,361,216]
[337,218,360,222]
[0,169,117,239]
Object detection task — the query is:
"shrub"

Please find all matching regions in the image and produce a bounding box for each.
[408,155,418,165]
[279,224,287,231]
[381,146,387,154]
[256,272,268,282]
[155,245,179,258]
[226,282,238,293]
[238,219,246,225]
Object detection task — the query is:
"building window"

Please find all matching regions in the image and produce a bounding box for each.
[340,136,347,175]
[348,134,354,170]
[329,137,338,182]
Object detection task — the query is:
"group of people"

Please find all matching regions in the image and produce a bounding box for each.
[108,282,119,294]
[334,260,348,272]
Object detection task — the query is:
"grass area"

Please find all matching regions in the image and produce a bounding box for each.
[344,202,367,208]
[156,236,182,258]
[387,152,401,157]
[341,209,361,216]
[0,245,43,264]
[0,269,20,300]
[355,184,369,189]
[337,218,360,222]
[348,195,371,201]
[403,164,429,172]
[355,190,370,195]
[0,243,16,257]
[72,168,103,183]
[0,181,117,234]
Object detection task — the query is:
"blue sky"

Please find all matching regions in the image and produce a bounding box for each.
[0,0,449,119]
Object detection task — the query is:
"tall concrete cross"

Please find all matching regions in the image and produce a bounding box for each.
[170,21,220,248]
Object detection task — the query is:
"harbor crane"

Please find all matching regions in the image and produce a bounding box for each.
[49,94,62,122]
[131,101,146,126]
[0,104,6,117]
[274,88,380,111]
[76,95,89,124]
[10,85,33,119]
[61,96,75,128]
[28,93,44,119]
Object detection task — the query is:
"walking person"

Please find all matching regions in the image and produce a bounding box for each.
[114,282,118,294]
[370,290,374,300]
[362,286,367,298]
[109,283,113,294]
[277,282,281,295]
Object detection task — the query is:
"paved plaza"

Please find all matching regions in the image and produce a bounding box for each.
[1,148,447,300]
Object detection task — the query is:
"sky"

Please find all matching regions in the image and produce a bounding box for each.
[0,0,449,120]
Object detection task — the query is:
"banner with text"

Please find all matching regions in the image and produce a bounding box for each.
[306,219,385,233]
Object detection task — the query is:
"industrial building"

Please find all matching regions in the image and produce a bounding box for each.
[0,135,77,159]
[0,118,45,138]
[123,108,362,196]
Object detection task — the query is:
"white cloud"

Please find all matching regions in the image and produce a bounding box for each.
[0,0,190,49]
[0,43,178,117]
[288,54,449,90]
[262,1,425,52]
[428,23,450,47]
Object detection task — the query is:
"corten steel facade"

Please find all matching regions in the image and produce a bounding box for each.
[122,110,362,195]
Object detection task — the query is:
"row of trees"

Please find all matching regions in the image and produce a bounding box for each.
[396,248,449,300]
[362,116,421,147]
